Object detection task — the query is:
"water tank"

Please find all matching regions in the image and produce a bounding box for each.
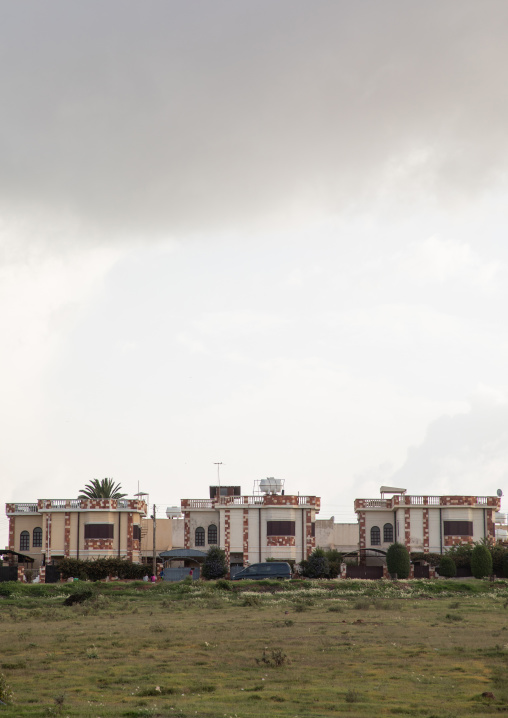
[260,477,283,494]
[166,506,182,519]
[495,512,507,525]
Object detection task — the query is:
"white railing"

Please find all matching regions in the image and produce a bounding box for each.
[427,496,440,505]
[11,503,38,513]
[363,499,389,508]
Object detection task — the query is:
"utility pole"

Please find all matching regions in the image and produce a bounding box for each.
[152,504,156,578]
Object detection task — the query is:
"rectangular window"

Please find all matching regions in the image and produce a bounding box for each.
[84,524,114,539]
[266,521,295,536]
[443,521,473,536]
[133,525,141,541]
[311,523,315,537]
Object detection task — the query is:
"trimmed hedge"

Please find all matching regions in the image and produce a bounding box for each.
[202,547,227,580]
[57,557,147,581]
[386,542,410,579]
[437,555,457,578]
[470,544,493,579]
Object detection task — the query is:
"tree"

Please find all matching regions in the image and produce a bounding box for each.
[437,555,457,578]
[301,548,330,578]
[78,478,127,499]
[202,547,228,580]
[386,542,410,579]
[470,543,493,579]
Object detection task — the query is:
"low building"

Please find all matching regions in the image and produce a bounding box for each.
[315,518,358,553]
[181,481,320,570]
[5,498,147,567]
[355,486,501,556]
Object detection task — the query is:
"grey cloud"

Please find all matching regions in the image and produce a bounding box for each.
[1,1,508,241]
[388,391,508,495]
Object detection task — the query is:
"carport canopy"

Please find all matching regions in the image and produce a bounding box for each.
[0,549,35,564]
[159,548,207,565]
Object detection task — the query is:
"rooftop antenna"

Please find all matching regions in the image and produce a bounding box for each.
[214,462,223,492]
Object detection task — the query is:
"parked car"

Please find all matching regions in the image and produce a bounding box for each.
[232,562,292,580]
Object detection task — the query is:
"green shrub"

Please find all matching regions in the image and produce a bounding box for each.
[386,542,410,579]
[301,548,330,578]
[438,555,457,578]
[503,553,508,579]
[410,552,441,567]
[202,547,227,580]
[445,543,473,569]
[470,544,493,579]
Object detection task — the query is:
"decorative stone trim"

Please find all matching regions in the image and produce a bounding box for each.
[127,513,133,561]
[224,509,231,567]
[184,511,190,549]
[404,508,411,549]
[267,536,296,547]
[84,538,114,551]
[242,509,249,564]
[64,512,71,557]
[358,511,366,551]
[444,535,474,547]
[423,508,429,551]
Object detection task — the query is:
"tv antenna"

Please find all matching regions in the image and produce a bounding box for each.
[214,462,223,489]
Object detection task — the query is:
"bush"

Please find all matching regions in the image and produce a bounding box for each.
[57,557,147,581]
[202,547,227,580]
[438,555,457,578]
[503,553,508,579]
[410,552,441,567]
[445,543,473,569]
[470,544,493,579]
[324,549,343,578]
[386,542,410,579]
[301,548,330,578]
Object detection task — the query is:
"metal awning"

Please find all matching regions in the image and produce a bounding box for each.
[159,548,207,561]
[0,549,35,563]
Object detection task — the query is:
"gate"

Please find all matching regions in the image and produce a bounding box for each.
[162,567,200,582]
[346,565,383,580]
[413,565,430,579]
[45,565,61,583]
[0,565,18,582]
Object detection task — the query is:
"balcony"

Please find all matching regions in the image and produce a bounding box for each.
[181,495,320,509]
[6,498,147,515]
[354,495,501,511]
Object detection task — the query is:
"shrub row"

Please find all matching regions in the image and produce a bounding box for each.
[57,557,148,581]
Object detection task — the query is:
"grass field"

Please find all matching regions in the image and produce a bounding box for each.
[0,578,507,717]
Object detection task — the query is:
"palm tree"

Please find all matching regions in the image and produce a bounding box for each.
[78,478,127,499]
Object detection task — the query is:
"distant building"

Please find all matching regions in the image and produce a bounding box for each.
[181,480,320,571]
[5,498,147,567]
[355,486,501,555]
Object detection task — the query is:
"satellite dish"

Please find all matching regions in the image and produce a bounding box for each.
[497,489,504,497]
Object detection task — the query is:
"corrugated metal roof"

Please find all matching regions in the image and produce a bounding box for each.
[159,548,208,559]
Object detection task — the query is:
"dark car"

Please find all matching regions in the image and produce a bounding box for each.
[231,562,292,580]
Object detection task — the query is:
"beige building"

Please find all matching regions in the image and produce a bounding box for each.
[182,483,320,569]
[315,518,358,553]
[355,487,501,555]
[5,498,147,567]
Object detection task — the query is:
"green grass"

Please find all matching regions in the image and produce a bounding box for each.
[0,579,507,716]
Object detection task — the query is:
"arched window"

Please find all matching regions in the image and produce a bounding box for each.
[370,526,381,546]
[33,527,43,548]
[20,531,30,551]
[208,524,217,544]
[383,523,393,543]
[195,527,205,546]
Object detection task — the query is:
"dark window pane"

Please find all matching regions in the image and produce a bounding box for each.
[195,527,205,546]
[370,526,381,546]
[84,524,114,539]
[20,531,30,551]
[443,521,473,536]
[33,527,43,548]
[266,521,296,536]
[311,523,316,537]
[383,523,393,542]
[208,524,217,544]
[133,525,141,541]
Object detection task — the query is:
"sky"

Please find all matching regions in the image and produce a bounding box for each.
[2,1,508,547]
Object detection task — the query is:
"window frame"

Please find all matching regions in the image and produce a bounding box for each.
[370,526,381,546]
[195,527,205,546]
[208,524,218,545]
[443,520,473,537]
[20,530,30,552]
[84,524,114,539]
[266,521,296,537]
[33,527,43,548]
[383,523,394,543]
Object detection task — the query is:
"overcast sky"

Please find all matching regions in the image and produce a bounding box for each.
[2,1,508,546]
